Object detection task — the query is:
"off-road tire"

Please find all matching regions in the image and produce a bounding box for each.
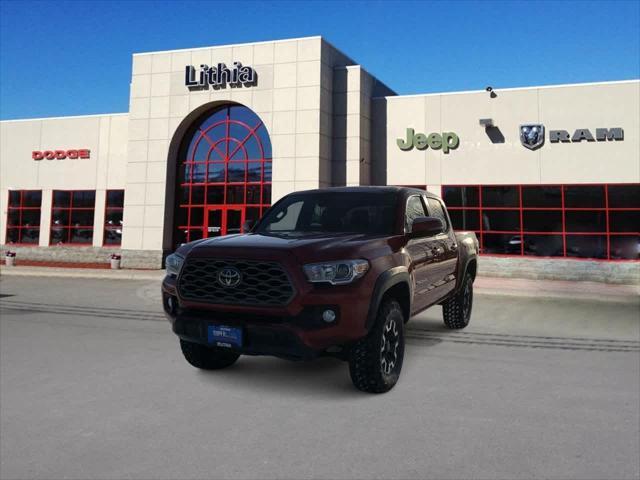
[180,339,240,370]
[443,272,473,329]
[349,299,405,394]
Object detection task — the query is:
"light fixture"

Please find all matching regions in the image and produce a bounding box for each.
[322,309,337,323]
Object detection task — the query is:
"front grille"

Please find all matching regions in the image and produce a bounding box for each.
[177,258,295,306]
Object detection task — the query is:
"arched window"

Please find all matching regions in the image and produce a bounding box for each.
[174,104,272,245]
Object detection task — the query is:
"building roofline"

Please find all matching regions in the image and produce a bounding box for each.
[2,79,636,123]
[131,35,397,95]
[0,112,128,123]
[132,35,323,56]
[373,78,640,100]
[333,65,398,96]
[317,37,357,66]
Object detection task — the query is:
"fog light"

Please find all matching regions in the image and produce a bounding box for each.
[322,309,336,323]
[165,295,177,314]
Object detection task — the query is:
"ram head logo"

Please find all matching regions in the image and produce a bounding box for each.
[520,124,545,150]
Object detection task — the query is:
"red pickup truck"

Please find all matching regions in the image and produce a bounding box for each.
[162,186,479,393]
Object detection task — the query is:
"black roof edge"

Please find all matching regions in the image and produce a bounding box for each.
[289,185,442,200]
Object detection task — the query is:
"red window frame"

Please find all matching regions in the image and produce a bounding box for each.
[442,183,640,261]
[50,190,96,246]
[176,105,272,245]
[103,189,124,246]
[5,190,42,245]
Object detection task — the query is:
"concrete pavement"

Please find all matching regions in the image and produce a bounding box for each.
[0,276,638,479]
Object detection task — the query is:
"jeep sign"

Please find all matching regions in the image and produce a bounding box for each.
[397,128,460,153]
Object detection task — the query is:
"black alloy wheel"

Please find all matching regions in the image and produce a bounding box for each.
[349,299,405,393]
[443,272,473,329]
[380,316,401,376]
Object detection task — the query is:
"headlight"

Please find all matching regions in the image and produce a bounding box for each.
[165,253,185,277]
[303,259,369,285]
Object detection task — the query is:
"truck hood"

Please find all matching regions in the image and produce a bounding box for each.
[182,232,395,263]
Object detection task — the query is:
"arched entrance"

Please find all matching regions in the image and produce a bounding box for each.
[173,104,272,246]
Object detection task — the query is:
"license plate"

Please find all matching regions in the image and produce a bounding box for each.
[207,325,242,348]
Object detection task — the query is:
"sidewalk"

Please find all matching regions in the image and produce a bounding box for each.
[2,264,638,303]
[475,276,639,303]
[0,265,164,281]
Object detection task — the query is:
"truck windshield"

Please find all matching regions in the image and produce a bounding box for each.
[256,192,397,235]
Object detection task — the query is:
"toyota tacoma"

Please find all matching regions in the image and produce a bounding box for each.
[162,186,479,393]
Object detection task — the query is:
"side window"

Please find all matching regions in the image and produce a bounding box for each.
[405,195,427,232]
[309,204,326,228]
[427,197,448,232]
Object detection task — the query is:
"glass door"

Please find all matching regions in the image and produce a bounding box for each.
[225,208,244,235]
[206,207,245,236]
[206,208,223,237]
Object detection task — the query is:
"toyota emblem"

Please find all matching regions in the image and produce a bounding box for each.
[217,267,242,287]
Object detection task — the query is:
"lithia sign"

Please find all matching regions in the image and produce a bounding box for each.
[185,62,256,89]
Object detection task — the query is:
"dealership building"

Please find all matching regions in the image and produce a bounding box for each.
[1,36,638,281]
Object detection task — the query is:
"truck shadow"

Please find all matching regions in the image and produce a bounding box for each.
[408,310,457,333]
[196,334,444,398]
[197,356,362,398]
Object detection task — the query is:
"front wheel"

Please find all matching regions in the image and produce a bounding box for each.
[442,272,473,329]
[180,339,240,370]
[349,299,405,394]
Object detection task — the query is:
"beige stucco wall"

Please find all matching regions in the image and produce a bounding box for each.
[0,113,128,246]
[374,80,640,192]
[121,36,358,254]
[332,66,371,187]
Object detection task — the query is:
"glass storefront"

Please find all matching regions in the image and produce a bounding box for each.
[104,190,124,246]
[50,190,96,245]
[443,184,640,260]
[174,104,272,246]
[5,190,42,244]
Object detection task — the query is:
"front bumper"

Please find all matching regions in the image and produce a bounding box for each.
[162,273,373,360]
[168,309,319,360]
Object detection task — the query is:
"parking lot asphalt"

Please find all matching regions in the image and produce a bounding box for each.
[0,275,638,480]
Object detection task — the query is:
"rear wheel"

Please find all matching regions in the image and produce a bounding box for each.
[349,299,405,393]
[180,339,240,370]
[443,272,473,329]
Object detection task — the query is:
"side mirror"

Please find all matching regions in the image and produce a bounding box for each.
[242,219,255,232]
[410,216,444,238]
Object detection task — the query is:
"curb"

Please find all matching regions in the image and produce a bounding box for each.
[0,266,164,281]
[2,266,638,304]
[474,276,639,304]
[475,286,639,304]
